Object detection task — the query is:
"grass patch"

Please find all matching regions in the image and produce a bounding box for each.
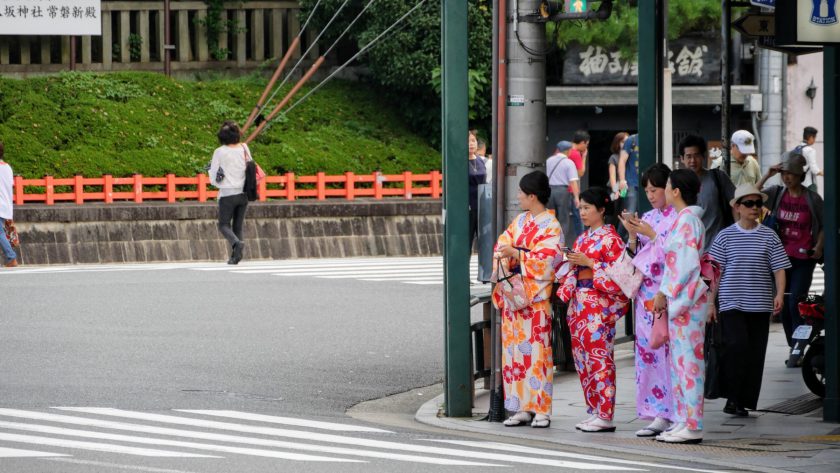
[0,71,441,178]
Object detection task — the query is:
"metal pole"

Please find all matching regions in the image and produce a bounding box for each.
[442,0,472,418]
[164,0,172,77]
[504,0,546,224]
[823,45,840,423]
[487,0,506,423]
[638,0,660,174]
[721,0,732,172]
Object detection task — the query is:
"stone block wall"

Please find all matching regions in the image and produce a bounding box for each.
[13,201,443,265]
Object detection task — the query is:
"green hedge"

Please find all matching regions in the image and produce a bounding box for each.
[0,72,441,178]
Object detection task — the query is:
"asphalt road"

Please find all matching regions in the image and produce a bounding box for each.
[0,259,741,473]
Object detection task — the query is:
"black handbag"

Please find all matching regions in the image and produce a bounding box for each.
[704,318,727,399]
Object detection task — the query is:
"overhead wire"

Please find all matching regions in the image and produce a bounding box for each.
[253,0,354,122]
[283,0,427,117]
[246,0,397,143]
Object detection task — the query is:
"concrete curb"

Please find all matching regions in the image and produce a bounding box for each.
[415,393,795,473]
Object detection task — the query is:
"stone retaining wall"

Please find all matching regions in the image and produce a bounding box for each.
[12,201,443,265]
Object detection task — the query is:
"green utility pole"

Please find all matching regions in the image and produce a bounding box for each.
[823,46,839,423]
[441,0,472,418]
[637,0,665,213]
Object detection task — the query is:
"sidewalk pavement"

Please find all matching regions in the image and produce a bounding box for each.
[416,324,840,473]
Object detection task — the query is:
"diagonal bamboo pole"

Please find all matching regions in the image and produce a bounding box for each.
[242,36,301,134]
[244,56,326,144]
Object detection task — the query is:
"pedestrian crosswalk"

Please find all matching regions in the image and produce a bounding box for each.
[0,408,722,471]
[0,256,826,292]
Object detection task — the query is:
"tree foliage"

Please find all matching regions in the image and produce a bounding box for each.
[554,0,723,56]
[299,0,493,146]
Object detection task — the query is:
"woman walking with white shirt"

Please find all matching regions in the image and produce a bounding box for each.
[209,121,253,265]
[0,141,17,267]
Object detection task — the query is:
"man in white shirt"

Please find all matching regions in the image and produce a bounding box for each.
[0,141,18,267]
[798,127,823,192]
[546,140,580,245]
[729,130,762,187]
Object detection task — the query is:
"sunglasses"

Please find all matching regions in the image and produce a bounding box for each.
[738,199,763,208]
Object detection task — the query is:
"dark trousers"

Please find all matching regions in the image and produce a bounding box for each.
[548,185,573,245]
[218,193,248,249]
[721,310,771,410]
[468,206,478,252]
[783,258,817,347]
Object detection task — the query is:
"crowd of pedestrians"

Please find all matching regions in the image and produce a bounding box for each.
[491,127,825,444]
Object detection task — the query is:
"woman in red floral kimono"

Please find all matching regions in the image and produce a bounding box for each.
[558,187,629,432]
[494,171,562,429]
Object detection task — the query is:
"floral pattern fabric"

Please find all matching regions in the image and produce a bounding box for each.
[631,206,677,421]
[494,210,562,415]
[557,225,629,421]
[660,206,711,431]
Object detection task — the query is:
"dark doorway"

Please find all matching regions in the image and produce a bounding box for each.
[584,130,633,190]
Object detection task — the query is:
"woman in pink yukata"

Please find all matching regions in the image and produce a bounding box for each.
[557,187,629,433]
[619,163,677,438]
[652,169,712,444]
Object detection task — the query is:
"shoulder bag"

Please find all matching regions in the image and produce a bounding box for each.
[4,219,19,248]
[604,248,644,299]
[491,257,530,311]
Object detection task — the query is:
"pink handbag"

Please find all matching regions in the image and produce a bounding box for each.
[491,258,530,311]
[649,309,669,349]
[604,250,644,299]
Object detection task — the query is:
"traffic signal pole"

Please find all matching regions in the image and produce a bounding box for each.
[442,0,472,418]
[823,45,839,423]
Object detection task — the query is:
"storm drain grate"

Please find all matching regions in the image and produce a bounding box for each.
[759,393,822,415]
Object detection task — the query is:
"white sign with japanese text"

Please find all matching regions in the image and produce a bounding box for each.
[0,1,101,35]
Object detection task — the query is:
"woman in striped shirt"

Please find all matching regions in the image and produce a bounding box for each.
[708,184,790,417]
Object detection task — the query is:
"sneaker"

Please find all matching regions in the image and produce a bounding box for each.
[231,241,245,264]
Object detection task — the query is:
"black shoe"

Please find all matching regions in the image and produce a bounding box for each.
[723,400,737,415]
[724,400,749,417]
[232,241,244,264]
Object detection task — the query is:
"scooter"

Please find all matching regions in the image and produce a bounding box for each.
[791,294,826,398]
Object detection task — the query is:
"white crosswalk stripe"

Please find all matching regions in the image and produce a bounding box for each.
[0,256,826,292]
[0,407,721,470]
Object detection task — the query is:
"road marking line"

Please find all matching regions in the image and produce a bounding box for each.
[0,420,361,463]
[0,410,496,466]
[190,259,445,272]
[0,432,218,458]
[358,277,444,282]
[431,440,730,473]
[50,408,640,470]
[41,458,203,473]
[404,281,444,285]
[0,446,68,458]
[175,410,391,433]
[246,266,445,275]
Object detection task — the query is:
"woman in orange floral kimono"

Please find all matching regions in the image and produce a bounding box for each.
[494,172,562,429]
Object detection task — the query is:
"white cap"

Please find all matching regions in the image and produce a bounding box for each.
[731,130,756,155]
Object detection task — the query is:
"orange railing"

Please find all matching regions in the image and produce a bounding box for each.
[13,171,443,205]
